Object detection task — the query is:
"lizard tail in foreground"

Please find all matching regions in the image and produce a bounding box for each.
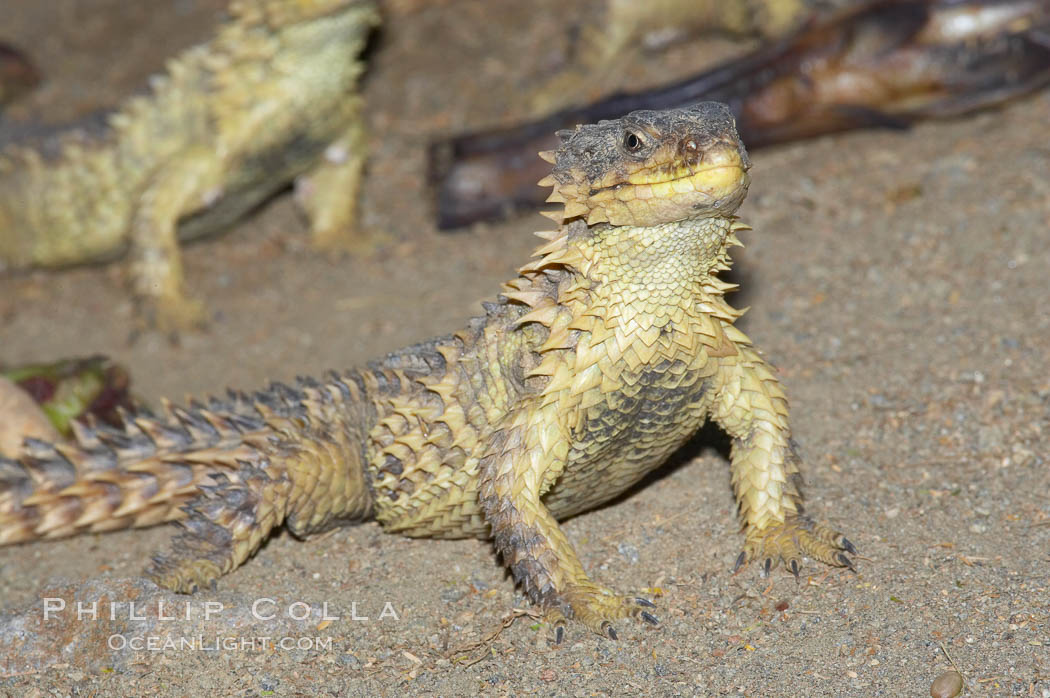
[0,383,375,589]
[0,103,855,640]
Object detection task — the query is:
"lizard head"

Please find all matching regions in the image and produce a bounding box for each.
[540,102,751,227]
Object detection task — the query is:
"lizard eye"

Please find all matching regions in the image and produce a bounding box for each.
[622,131,644,153]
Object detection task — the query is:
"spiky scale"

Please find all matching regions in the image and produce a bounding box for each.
[503,290,547,307]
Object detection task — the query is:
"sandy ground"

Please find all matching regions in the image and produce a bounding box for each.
[0,0,1048,695]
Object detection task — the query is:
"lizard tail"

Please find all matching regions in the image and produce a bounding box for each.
[0,393,273,545]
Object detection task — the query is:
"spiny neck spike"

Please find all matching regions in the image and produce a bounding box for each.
[585,208,608,225]
[563,201,589,219]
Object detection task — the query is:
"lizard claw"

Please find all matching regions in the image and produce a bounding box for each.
[554,624,565,646]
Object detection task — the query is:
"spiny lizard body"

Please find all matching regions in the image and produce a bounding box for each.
[0,103,854,639]
[0,0,378,333]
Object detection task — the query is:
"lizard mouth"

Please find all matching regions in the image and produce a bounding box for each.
[571,147,750,227]
[620,162,748,200]
[622,139,749,190]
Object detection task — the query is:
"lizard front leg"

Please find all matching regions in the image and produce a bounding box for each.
[478,404,657,641]
[128,149,225,336]
[711,344,856,575]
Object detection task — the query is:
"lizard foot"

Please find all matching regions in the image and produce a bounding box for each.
[147,556,222,594]
[132,293,209,342]
[738,515,857,577]
[544,581,659,643]
[312,230,389,259]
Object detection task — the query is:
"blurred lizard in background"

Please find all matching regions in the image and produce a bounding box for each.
[0,0,379,336]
